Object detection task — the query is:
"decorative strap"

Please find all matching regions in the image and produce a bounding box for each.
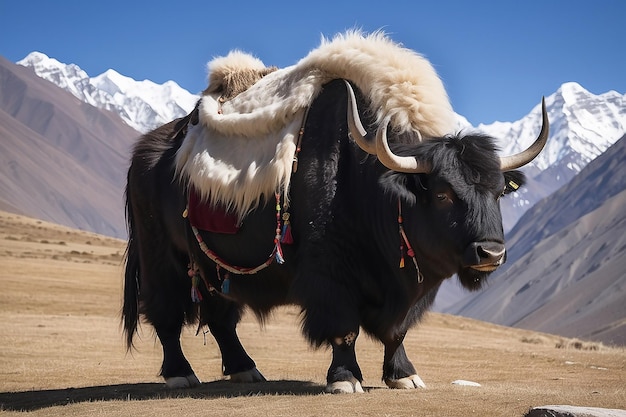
[273,193,286,264]
[190,193,289,276]
[398,199,423,283]
[292,105,310,173]
[191,224,277,274]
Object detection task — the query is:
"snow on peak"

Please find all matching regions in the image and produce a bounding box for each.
[558,81,588,104]
[17,53,198,133]
[91,69,133,96]
[479,83,626,172]
[471,82,626,234]
[18,51,49,65]
[18,52,92,100]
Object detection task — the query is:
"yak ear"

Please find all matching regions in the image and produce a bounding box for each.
[503,170,526,195]
[379,171,418,204]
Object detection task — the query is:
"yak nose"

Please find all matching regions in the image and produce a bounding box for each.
[463,241,506,271]
[477,242,506,262]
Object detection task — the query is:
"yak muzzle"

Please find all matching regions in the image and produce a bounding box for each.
[463,241,506,272]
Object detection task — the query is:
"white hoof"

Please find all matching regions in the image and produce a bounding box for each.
[385,374,426,389]
[229,367,267,383]
[325,380,364,394]
[165,373,201,389]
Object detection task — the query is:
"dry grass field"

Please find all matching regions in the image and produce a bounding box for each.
[0,210,624,416]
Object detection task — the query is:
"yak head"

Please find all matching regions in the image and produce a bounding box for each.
[346,81,549,290]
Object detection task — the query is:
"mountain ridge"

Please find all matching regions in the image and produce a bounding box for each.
[17,51,198,133]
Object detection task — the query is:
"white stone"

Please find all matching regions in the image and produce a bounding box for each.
[451,379,481,387]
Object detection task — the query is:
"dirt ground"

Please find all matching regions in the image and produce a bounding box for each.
[0,210,624,416]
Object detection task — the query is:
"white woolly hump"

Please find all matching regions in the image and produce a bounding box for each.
[205,50,267,90]
[196,30,455,140]
[176,31,455,220]
[298,30,455,137]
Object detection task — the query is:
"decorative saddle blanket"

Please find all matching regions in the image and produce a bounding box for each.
[175,31,455,223]
[187,187,239,234]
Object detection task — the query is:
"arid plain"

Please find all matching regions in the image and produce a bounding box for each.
[1,210,624,416]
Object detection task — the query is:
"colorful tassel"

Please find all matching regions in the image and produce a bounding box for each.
[274,225,285,264]
[398,203,406,268]
[398,199,423,282]
[273,193,286,264]
[221,275,230,294]
[274,241,285,264]
[191,273,203,302]
[281,213,293,244]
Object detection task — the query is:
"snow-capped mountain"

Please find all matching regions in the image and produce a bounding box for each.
[472,82,626,231]
[18,52,198,133]
[483,82,625,174]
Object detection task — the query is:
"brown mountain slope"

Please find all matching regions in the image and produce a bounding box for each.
[0,55,139,237]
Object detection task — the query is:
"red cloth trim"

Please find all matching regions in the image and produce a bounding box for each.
[188,189,240,234]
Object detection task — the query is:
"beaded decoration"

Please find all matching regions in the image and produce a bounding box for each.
[398,199,423,283]
[189,193,289,277]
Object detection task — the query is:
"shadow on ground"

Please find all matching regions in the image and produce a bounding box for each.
[0,380,325,411]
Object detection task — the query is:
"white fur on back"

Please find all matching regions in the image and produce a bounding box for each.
[299,31,454,136]
[175,31,455,219]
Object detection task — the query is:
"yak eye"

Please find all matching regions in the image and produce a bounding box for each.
[435,192,453,206]
[432,185,454,207]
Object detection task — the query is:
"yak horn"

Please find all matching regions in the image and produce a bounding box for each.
[344,80,377,155]
[375,117,432,174]
[500,97,550,171]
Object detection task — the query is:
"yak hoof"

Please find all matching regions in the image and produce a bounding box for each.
[385,374,426,389]
[325,380,364,394]
[165,373,201,389]
[229,367,267,383]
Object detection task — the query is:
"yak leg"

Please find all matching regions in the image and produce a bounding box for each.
[382,284,440,389]
[382,333,425,389]
[325,330,364,394]
[149,290,200,389]
[202,294,266,383]
[295,263,364,393]
[156,325,201,389]
[139,247,200,388]
[149,298,200,388]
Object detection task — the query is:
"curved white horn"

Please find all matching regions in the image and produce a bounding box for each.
[500,97,550,171]
[344,80,377,155]
[375,117,432,174]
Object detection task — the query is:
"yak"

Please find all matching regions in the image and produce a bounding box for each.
[122,32,549,393]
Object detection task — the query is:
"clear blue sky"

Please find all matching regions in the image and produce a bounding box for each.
[2,0,624,125]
